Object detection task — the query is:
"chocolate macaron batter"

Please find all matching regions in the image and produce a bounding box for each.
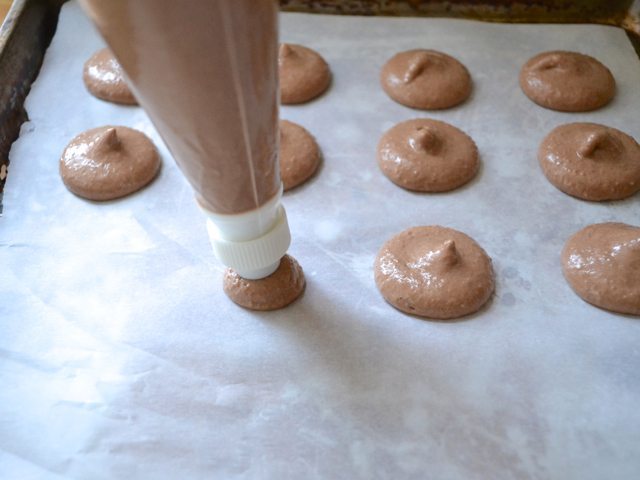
[80,0,304,309]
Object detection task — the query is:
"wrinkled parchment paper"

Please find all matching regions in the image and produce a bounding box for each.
[1,2,640,478]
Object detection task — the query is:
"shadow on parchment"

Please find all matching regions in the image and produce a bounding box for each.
[246,273,495,393]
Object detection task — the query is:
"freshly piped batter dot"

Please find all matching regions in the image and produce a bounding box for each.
[279,43,331,104]
[562,223,640,316]
[279,120,321,191]
[83,48,137,105]
[374,226,494,319]
[520,51,615,112]
[60,126,160,201]
[377,119,479,192]
[538,123,640,201]
[380,49,472,110]
[223,254,306,311]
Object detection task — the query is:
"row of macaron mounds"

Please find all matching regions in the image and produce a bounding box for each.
[285,44,638,318]
[284,43,638,200]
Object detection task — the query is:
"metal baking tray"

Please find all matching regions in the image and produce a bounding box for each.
[0,0,62,207]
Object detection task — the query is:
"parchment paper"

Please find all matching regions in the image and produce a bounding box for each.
[1,2,640,479]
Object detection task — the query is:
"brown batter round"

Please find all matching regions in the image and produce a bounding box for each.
[377,119,479,192]
[279,43,331,104]
[280,120,321,191]
[60,126,160,201]
[562,223,640,316]
[374,226,494,319]
[520,51,615,112]
[83,48,137,105]
[380,49,472,110]
[223,254,306,310]
[539,123,640,201]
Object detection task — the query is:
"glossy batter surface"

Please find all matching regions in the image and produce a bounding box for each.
[377,118,479,192]
[279,43,331,104]
[83,48,137,105]
[520,51,615,112]
[374,226,494,319]
[280,120,321,191]
[562,223,640,316]
[380,49,472,110]
[60,126,160,201]
[223,254,306,310]
[539,123,640,201]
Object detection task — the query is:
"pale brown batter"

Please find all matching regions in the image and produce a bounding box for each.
[279,43,331,104]
[280,119,321,191]
[83,48,137,105]
[380,49,472,110]
[520,51,615,112]
[539,123,640,201]
[374,226,494,319]
[223,254,306,310]
[377,119,479,192]
[60,126,160,201]
[562,223,640,316]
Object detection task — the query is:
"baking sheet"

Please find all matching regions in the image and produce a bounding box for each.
[2,2,640,479]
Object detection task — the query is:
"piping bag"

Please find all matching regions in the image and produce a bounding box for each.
[79,0,290,280]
